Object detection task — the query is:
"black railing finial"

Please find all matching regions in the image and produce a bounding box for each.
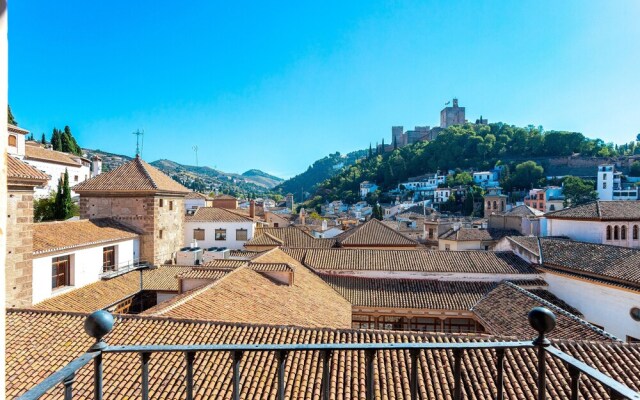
[528,307,556,346]
[84,310,114,351]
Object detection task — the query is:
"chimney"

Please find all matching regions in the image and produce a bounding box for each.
[249,200,255,218]
[300,208,306,226]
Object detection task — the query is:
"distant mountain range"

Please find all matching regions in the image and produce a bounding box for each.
[82,148,284,193]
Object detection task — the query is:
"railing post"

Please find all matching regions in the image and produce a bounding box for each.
[277,350,288,400]
[232,351,243,400]
[453,349,462,400]
[495,348,505,400]
[185,352,195,400]
[84,310,114,400]
[63,373,75,400]
[141,352,151,400]
[365,349,375,400]
[528,307,557,400]
[410,349,419,400]
[568,365,580,400]
[323,350,333,400]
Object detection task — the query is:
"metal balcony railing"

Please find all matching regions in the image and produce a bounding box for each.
[99,258,147,279]
[16,307,640,400]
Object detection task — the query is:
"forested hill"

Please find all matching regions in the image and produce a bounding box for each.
[274,149,368,200]
[302,122,638,208]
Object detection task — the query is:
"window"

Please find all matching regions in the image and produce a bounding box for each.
[428,228,434,239]
[236,228,248,241]
[352,314,376,329]
[159,199,164,207]
[274,223,279,228]
[169,201,174,211]
[443,318,483,334]
[445,244,450,251]
[486,200,491,208]
[215,229,227,240]
[627,336,640,343]
[614,226,620,240]
[603,173,607,180]
[606,225,612,240]
[539,193,544,200]
[102,246,116,272]
[74,175,78,182]
[8,135,17,147]
[603,182,607,189]
[634,225,639,240]
[52,255,71,289]
[492,201,497,210]
[621,226,627,240]
[193,229,205,241]
[409,317,440,332]
[158,230,163,239]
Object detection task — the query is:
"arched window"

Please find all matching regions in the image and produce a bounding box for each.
[633,225,639,240]
[486,200,491,209]
[606,225,612,240]
[614,226,620,240]
[8,135,17,147]
[493,201,497,210]
[621,226,627,240]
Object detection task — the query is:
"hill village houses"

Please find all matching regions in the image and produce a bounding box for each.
[4,122,640,399]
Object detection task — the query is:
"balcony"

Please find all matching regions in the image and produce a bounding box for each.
[99,258,148,279]
[16,307,640,400]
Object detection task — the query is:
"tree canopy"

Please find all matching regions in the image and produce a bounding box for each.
[562,176,598,207]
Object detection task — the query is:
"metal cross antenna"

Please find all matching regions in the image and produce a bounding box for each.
[192,146,199,167]
[133,130,144,158]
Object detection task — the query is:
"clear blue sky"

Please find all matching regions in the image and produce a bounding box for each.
[9,1,640,178]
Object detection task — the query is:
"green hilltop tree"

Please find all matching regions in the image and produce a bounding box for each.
[54,169,74,220]
[8,105,17,125]
[563,176,597,207]
[41,133,46,144]
[51,128,62,151]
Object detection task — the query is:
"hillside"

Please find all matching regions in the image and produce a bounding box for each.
[274,149,368,200]
[82,149,282,195]
[301,123,638,210]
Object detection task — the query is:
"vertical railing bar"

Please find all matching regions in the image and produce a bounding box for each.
[232,351,242,400]
[140,352,151,400]
[94,352,103,400]
[277,350,288,400]
[410,349,419,400]
[63,372,75,400]
[568,364,580,400]
[322,350,333,400]
[495,348,505,400]
[453,349,462,400]
[185,352,195,400]
[537,347,546,400]
[366,349,375,400]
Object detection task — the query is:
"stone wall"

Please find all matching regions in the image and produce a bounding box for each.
[6,189,35,307]
[153,197,185,264]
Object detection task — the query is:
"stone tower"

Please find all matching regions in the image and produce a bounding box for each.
[74,156,190,265]
[484,187,508,218]
[440,98,466,128]
[5,155,49,307]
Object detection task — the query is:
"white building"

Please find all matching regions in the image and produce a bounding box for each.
[398,173,446,192]
[473,170,499,188]
[497,236,640,342]
[545,201,640,248]
[597,164,639,201]
[7,124,99,198]
[359,181,378,198]
[434,187,451,204]
[32,219,141,304]
[184,207,257,250]
[184,191,213,213]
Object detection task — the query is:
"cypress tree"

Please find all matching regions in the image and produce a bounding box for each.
[51,128,62,150]
[381,138,385,153]
[54,180,64,220]
[62,170,72,218]
[41,133,46,144]
[8,105,17,125]
[368,143,372,158]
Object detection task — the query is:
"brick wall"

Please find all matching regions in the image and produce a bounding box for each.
[6,189,35,307]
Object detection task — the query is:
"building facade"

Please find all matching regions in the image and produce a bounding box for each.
[440,98,466,128]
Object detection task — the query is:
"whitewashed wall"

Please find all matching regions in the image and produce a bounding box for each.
[546,219,640,248]
[184,220,255,250]
[32,238,138,304]
[544,271,640,340]
[21,158,90,198]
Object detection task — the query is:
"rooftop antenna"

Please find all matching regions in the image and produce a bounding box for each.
[133,129,144,158]
[192,145,199,167]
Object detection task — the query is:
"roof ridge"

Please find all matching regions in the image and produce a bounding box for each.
[136,157,159,190]
[501,281,620,341]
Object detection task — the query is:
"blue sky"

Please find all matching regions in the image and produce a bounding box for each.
[9,1,640,178]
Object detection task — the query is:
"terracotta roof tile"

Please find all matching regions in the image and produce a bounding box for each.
[6,155,50,182]
[6,310,640,399]
[246,226,336,249]
[545,200,640,221]
[73,156,189,194]
[185,191,213,200]
[439,228,521,241]
[290,248,537,275]
[24,143,81,166]
[176,269,231,280]
[186,207,253,222]
[506,205,544,217]
[322,275,497,310]
[33,218,140,254]
[472,282,617,341]
[336,218,419,247]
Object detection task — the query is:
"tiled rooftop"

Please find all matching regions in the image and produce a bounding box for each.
[288,248,537,274]
[545,200,640,221]
[33,218,140,255]
[439,227,521,241]
[473,282,616,341]
[24,142,82,166]
[335,218,420,247]
[6,154,50,182]
[7,310,640,399]
[246,226,336,249]
[73,156,190,194]
[186,206,253,222]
